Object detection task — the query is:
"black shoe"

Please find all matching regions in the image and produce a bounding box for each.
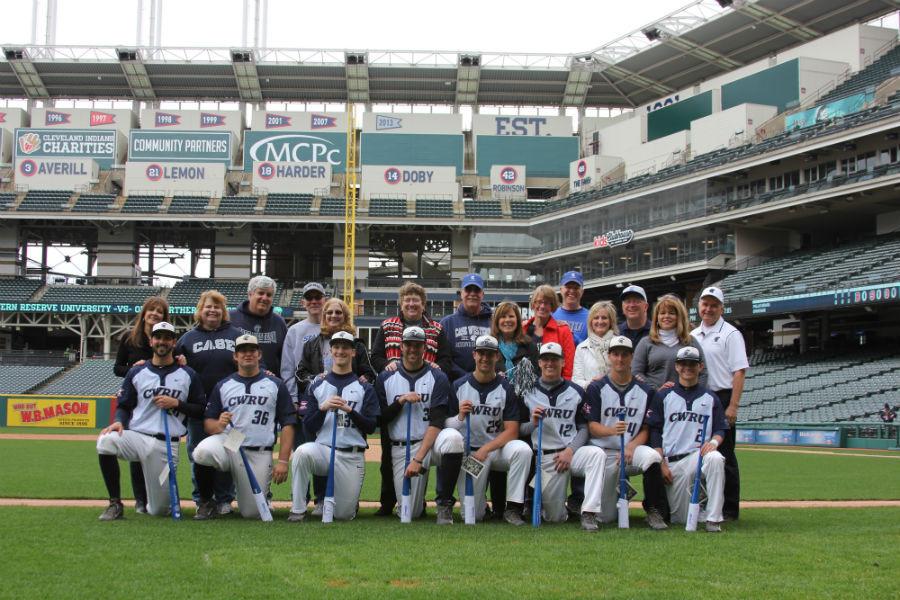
[194,500,217,521]
[374,505,394,517]
[99,500,124,521]
[134,501,147,515]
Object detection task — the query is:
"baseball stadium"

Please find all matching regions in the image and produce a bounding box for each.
[0,0,898,598]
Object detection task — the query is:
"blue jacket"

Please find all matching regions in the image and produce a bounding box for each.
[175,322,245,395]
[439,302,492,380]
[229,300,287,375]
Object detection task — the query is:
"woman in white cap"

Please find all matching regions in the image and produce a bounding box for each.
[632,294,706,391]
[572,300,619,389]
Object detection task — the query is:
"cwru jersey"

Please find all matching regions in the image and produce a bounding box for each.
[376,365,450,442]
[205,372,297,447]
[585,377,655,450]
[117,363,206,438]
[646,383,728,458]
[521,380,587,450]
[307,372,379,448]
[449,374,519,449]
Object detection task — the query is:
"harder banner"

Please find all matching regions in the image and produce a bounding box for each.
[14,128,119,168]
[253,161,332,194]
[128,131,233,164]
[5,396,98,427]
[243,130,346,172]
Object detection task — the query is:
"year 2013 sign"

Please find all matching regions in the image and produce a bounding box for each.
[6,396,97,427]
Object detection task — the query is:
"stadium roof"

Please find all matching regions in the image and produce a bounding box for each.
[1,0,897,108]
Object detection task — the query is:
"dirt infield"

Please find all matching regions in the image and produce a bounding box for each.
[2,498,898,509]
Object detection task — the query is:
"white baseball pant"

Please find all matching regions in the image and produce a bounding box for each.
[537,445,607,523]
[666,450,725,524]
[290,442,365,520]
[391,441,430,520]
[455,439,532,521]
[97,430,178,517]
[597,445,662,523]
[192,433,272,519]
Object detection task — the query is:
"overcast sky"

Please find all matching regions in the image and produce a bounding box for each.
[1,0,695,54]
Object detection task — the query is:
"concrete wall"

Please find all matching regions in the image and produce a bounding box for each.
[690,103,778,157]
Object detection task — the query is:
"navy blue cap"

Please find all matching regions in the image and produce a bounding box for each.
[460,273,485,290]
[560,271,584,287]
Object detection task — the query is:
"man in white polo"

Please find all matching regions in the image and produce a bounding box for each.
[691,286,748,521]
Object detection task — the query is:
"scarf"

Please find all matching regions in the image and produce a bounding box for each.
[659,329,679,347]
[499,340,518,374]
[586,330,615,376]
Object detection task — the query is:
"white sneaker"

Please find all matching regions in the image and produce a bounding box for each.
[311,501,324,517]
[217,502,233,516]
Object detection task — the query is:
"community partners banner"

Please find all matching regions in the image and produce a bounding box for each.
[5,395,98,427]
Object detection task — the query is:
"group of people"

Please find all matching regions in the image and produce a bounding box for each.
[98,271,748,532]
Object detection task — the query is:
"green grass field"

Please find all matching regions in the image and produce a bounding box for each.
[1,439,898,501]
[2,436,898,599]
[0,506,897,599]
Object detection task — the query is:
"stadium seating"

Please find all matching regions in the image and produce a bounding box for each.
[463,200,502,218]
[218,196,259,215]
[0,364,65,393]
[510,200,545,219]
[72,194,116,213]
[415,198,454,218]
[718,235,900,301]
[167,278,248,307]
[37,359,121,396]
[167,195,211,214]
[819,44,900,105]
[121,195,164,213]
[368,197,408,217]
[318,197,346,216]
[17,190,71,212]
[740,351,900,423]
[0,192,16,210]
[0,278,42,302]
[264,193,313,216]
[41,284,161,306]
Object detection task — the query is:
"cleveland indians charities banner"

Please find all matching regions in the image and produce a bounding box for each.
[14,128,121,168]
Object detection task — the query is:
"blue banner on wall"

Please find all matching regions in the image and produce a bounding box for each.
[785,92,874,131]
[755,429,796,445]
[795,429,840,446]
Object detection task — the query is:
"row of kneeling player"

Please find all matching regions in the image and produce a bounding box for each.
[96,322,727,533]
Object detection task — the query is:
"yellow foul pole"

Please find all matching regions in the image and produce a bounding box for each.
[342,104,358,309]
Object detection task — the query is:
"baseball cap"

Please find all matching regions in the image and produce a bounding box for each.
[151,322,176,336]
[474,334,499,352]
[329,331,355,346]
[560,271,584,287]
[621,284,647,301]
[608,335,633,352]
[402,326,426,343]
[538,342,563,358]
[675,346,702,363]
[234,334,259,349]
[302,282,326,299]
[460,273,485,290]
[700,286,725,304]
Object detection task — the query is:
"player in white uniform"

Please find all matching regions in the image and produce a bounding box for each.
[289,331,379,521]
[437,335,533,525]
[520,342,607,531]
[192,334,297,520]
[585,335,669,530]
[96,322,207,520]
[646,346,728,532]
[375,326,450,520]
